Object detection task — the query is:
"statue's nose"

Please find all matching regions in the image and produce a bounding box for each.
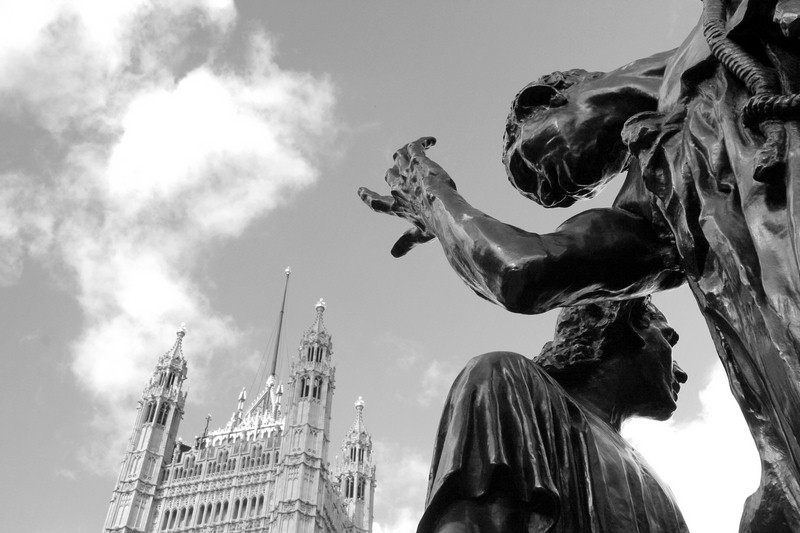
[673,362,688,384]
[512,83,559,120]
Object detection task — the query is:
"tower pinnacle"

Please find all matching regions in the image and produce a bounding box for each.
[160,324,187,367]
[314,299,326,331]
[353,397,366,434]
[335,397,376,532]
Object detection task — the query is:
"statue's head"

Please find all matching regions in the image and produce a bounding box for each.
[535,297,686,420]
[502,53,667,208]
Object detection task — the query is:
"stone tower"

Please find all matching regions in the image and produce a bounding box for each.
[102,292,376,533]
[271,299,336,533]
[335,398,377,533]
[103,326,189,532]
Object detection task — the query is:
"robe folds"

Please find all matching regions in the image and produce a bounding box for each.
[417,352,688,533]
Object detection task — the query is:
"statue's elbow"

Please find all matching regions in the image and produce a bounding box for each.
[497,264,550,315]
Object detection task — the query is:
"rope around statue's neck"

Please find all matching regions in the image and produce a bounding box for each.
[702,0,800,183]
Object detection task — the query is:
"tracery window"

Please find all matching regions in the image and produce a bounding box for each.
[345,476,354,498]
[312,377,322,400]
[156,403,170,425]
[357,478,366,500]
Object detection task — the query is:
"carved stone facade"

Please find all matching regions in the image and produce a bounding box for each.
[103,301,376,533]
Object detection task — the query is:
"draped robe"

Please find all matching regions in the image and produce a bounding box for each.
[417,352,688,533]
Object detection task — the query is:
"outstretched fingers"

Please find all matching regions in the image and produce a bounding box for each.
[391,227,435,258]
[407,136,436,160]
[358,187,396,214]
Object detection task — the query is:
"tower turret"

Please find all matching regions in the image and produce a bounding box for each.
[103,326,189,532]
[271,299,336,533]
[335,397,377,533]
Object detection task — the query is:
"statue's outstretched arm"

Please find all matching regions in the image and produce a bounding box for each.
[359,138,682,314]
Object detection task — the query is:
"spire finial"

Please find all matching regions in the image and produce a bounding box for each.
[314,299,326,332]
[160,323,187,364]
[351,396,366,434]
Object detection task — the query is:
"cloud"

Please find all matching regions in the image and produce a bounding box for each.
[371,440,430,533]
[378,332,459,407]
[55,467,78,480]
[622,367,761,533]
[0,0,335,471]
[417,360,458,407]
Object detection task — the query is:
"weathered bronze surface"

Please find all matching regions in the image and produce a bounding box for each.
[417,299,688,533]
[359,1,800,531]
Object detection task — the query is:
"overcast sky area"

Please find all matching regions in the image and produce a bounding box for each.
[0,1,762,532]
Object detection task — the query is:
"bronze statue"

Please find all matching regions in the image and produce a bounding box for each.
[418,299,688,533]
[359,1,800,530]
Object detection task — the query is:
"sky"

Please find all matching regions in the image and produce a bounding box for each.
[0,1,761,532]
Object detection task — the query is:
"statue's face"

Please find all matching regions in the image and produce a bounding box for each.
[626,315,687,420]
[502,68,661,208]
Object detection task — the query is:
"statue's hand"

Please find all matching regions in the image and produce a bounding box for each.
[358,137,456,257]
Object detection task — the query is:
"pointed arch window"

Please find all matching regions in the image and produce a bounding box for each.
[300,376,311,398]
[358,447,365,463]
[312,377,322,400]
[156,403,170,426]
[307,346,314,361]
[357,478,366,500]
[345,476,354,498]
[144,401,156,423]
[315,345,323,362]
[350,447,357,462]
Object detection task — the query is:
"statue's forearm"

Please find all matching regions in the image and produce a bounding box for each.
[420,180,683,314]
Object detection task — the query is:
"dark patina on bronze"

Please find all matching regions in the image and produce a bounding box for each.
[360,1,800,531]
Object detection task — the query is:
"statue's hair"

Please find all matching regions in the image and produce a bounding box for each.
[534,69,592,93]
[534,297,660,382]
[504,68,625,209]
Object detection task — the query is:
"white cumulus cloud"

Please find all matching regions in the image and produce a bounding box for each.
[623,366,761,533]
[0,0,335,471]
[371,441,430,533]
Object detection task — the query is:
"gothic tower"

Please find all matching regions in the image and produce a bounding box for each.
[272,299,336,533]
[103,326,188,532]
[335,398,377,533]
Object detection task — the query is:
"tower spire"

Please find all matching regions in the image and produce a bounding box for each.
[103,326,189,533]
[335,397,377,533]
[269,267,291,378]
